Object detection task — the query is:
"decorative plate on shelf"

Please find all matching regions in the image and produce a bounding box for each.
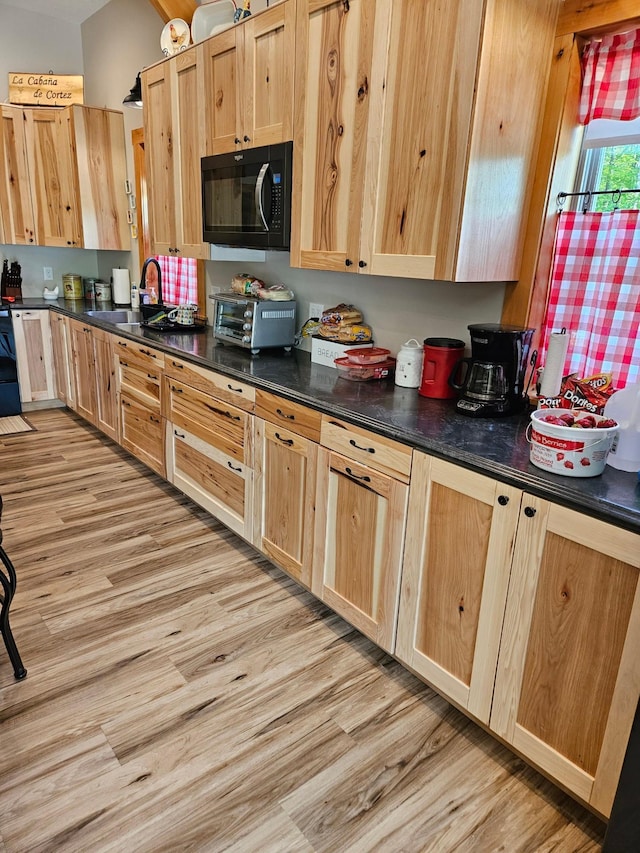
[161,18,191,56]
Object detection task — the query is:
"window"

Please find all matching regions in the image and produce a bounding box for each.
[572,116,640,212]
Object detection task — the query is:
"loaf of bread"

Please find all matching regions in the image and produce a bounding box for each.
[318,322,372,342]
[320,303,364,326]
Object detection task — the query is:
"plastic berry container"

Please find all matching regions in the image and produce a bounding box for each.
[344,346,391,365]
[334,356,396,381]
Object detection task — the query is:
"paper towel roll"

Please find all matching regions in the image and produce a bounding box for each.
[540,332,569,398]
[112,268,131,305]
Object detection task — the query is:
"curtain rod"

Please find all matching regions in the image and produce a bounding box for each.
[557,188,640,212]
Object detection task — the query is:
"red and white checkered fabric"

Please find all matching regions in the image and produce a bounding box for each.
[579,28,640,124]
[541,210,640,388]
[155,255,197,306]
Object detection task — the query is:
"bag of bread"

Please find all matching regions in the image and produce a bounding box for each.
[231,273,265,296]
[320,303,364,326]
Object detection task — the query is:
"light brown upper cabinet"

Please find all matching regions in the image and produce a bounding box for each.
[2,105,129,250]
[142,50,209,259]
[0,105,36,246]
[291,0,562,281]
[200,0,295,155]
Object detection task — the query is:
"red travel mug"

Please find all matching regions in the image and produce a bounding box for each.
[419,337,466,399]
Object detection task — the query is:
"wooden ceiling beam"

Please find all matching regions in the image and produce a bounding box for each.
[147,0,197,25]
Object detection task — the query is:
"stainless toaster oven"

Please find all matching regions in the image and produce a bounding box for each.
[211,292,296,354]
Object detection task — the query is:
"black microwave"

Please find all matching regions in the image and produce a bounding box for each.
[201,141,293,250]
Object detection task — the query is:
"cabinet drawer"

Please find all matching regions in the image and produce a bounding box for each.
[120,391,165,476]
[167,378,251,463]
[114,336,164,370]
[119,361,162,409]
[320,416,412,482]
[256,389,321,442]
[165,356,255,412]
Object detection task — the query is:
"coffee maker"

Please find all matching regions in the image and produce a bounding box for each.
[449,323,535,417]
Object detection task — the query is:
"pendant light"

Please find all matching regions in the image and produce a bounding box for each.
[123,73,142,109]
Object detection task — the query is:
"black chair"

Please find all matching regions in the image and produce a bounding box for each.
[0,495,27,680]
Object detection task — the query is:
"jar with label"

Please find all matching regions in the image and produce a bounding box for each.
[395,339,424,388]
[62,274,83,300]
[94,280,111,303]
[83,277,97,301]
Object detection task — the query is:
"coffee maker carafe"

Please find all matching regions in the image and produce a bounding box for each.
[450,323,535,417]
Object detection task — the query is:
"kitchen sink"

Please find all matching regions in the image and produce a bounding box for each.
[84,309,142,324]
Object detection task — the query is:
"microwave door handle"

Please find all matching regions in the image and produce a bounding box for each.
[255,163,270,232]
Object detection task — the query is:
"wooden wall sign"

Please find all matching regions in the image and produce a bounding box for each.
[8,72,84,106]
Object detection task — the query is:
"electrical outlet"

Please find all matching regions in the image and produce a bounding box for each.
[43,267,53,281]
[309,302,325,320]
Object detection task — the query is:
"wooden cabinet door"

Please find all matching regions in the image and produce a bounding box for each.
[173,50,208,258]
[142,63,176,256]
[254,419,317,587]
[201,28,243,155]
[92,328,118,441]
[49,312,75,407]
[242,0,295,149]
[396,454,521,724]
[70,106,129,251]
[290,0,378,272]
[0,105,36,245]
[12,309,55,403]
[23,109,81,248]
[491,498,640,818]
[312,447,408,652]
[69,320,97,424]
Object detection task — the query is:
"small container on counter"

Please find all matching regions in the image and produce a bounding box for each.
[335,356,396,381]
[62,274,83,300]
[83,277,97,301]
[94,281,111,303]
[395,339,423,388]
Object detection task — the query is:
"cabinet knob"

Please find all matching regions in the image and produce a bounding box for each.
[345,258,353,267]
[243,135,251,143]
[497,495,509,506]
[358,260,367,268]
[524,506,536,518]
[234,137,241,144]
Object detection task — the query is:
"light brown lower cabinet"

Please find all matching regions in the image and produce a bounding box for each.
[164,375,255,540]
[92,328,118,442]
[114,337,165,477]
[50,312,76,409]
[68,318,97,423]
[12,308,56,403]
[396,451,640,818]
[253,389,322,588]
[312,417,412,653]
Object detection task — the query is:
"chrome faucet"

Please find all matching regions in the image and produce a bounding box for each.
[139,257,163,306]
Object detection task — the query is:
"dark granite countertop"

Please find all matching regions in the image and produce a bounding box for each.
[13,298,640,533]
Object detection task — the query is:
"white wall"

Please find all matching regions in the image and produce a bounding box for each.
[2,0,506,352]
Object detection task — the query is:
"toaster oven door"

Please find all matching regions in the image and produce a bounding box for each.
[213,298,252,346]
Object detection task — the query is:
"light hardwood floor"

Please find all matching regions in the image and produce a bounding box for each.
[0,409,606,852]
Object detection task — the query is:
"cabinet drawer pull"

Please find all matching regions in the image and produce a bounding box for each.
[172,361,184,369]
[227,461,242,472]
[227,383,244,393]
[120,360,129,367]
[149,415,160,424]
[275,432,294,447]
[498,495,509,506]
[276,408,295,420]
[206,402,241,421]
[122,399,131,407]
[171,385,183,393]
[118,341,128,348]
[349,438,375,454]
[147,373,158,381]
[140,348,156,358]
[524,506,536,518]
[345,467,371,483]
[174,430,185,438]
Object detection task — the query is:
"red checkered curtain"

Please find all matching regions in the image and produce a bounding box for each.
[541,210,640,387]
[579,28,640,124]
[154,255,198,306]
